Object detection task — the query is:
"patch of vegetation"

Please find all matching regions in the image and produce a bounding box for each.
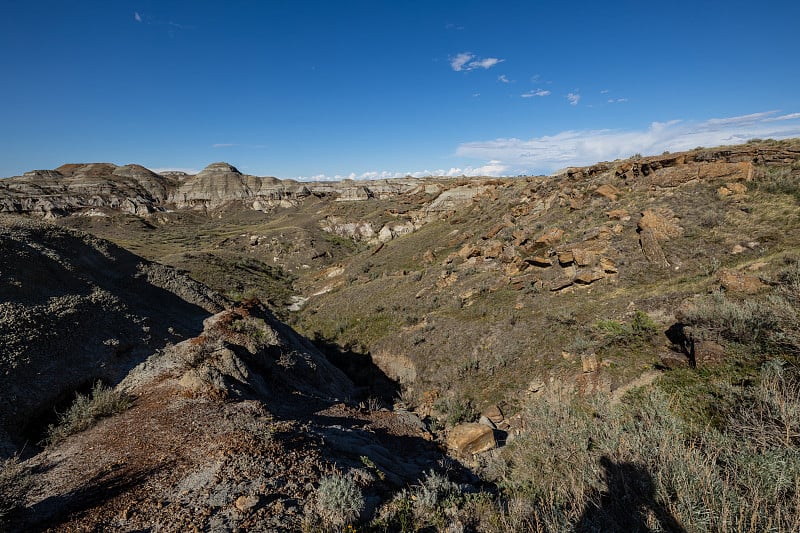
[433,396,477,427]
[681,260,800,356]
[46,381,134,445]
[476,362,800,532]
[0,456,32,524]
[752,166,800,202]
[228,316,277,348]
[372,470,466,531]
[313,473,365,528]
[593,310,660,348]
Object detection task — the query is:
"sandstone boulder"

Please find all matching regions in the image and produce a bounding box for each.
[594,184,620,201]
[458,243,481,259]
[447,423,496,456]
[581,353,600,373]
[535,227,565,246]
[572,249,598,267]
[638,208,683,240]
[600,257,618,273]
[557,251,574,265]
[607,208,630,221]
[574,270,605,285]
[482,239,504,259]
[718,269,765,294]
[694,340,726,366]
[526,255,552,267]
[482,405,504,426]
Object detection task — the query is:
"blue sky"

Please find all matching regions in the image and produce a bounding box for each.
[2,1,799,179]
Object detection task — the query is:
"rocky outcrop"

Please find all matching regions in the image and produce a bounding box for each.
[424,184,488,213]
[168,163,313,210]
[0,163,173,218]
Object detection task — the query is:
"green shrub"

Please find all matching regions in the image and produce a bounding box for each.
[594,310,659,348]
[46,381,133,445]
[413,470,460,512]
[314,473,364,528]
[434,396,476,427]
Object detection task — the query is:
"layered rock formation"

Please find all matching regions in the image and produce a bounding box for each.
[3,142,795,220]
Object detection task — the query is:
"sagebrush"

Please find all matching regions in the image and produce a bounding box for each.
[46,381,134,445]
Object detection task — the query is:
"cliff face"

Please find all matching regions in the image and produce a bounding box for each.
[5,142,795,219]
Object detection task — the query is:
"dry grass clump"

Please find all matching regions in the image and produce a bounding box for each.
[474,362,800,532]
[752,166,800,202]
[680,258,800,356]
[46,381,134,445]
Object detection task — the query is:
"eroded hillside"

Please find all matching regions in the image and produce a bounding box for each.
[2,139,800,531]
[0,220,462,531]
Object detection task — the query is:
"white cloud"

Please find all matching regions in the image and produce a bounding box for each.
[294,161,512,182]
[567,92,581,106]
[450,52,504,72]
[607,98,628,103]
[450,53,474,72]
[212,143,237,148]
[498,74,511,83]
[455,110,800,175]
[134,12,142,22]
[600,89,609,94]
[471,57,502,69]
[521,89,550,98]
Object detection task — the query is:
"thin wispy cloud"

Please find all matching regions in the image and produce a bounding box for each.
[521,89,550,98]
[455,110,800,175]
[766,112,800,122]
[567,92,581,106]
[607,98,628,103]
[133,12,192,31]
[212,143,237,148]
[450,52,504,72]
[600,89,610,94]
[498,74,511,83]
